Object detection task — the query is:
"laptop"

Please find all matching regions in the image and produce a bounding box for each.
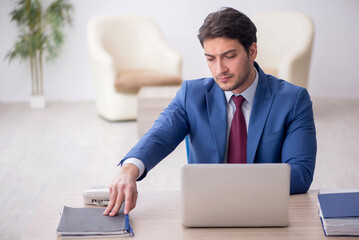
[181,163,290,227]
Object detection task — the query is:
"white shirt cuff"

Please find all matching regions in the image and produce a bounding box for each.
[122,158,145,179]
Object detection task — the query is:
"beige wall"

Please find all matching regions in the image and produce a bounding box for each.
[1,0,358,101]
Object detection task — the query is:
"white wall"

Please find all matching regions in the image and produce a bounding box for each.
[1,0,358,102]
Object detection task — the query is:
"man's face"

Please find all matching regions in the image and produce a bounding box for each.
[203,37,257,94]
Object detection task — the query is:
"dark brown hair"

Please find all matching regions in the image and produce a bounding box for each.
[198,7,257,54]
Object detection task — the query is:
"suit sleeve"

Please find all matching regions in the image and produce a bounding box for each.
[282,88,317,194]
[120,81,190,180]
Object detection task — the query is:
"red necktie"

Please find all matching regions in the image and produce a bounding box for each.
[227,95,247,164]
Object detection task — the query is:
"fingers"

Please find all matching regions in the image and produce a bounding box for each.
[103,185,117,215]
[105,184,137,216]
[109,189,125,216]
[103,164,139,216]
[124,187,138,214]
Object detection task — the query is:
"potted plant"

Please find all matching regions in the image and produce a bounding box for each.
[6,0,73,108]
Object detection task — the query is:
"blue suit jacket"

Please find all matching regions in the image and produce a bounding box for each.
[123,63,317,194]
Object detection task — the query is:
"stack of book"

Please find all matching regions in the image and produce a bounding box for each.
[318,189,359,236]
[57,206,134,238]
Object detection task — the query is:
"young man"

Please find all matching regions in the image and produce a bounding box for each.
[103,7,317,216]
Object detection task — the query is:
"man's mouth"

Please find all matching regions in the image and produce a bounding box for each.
[217,75,232,83]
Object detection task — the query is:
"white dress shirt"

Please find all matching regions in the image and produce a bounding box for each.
[123,68,259,178]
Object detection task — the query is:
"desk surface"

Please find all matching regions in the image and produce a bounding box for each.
[21,190,357,240]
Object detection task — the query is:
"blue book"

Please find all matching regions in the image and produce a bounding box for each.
[318,191,359,236]
[318,192,359,218]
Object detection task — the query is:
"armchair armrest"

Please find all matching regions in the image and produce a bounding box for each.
[278,44,312,89]
[152,40,182,77]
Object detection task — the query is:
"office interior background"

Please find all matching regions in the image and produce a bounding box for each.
[1,0,359,239]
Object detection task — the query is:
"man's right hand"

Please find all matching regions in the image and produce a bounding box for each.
[103,163,139,216]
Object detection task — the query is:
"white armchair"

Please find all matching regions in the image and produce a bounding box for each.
[251,11,314,88]
[87,15,182,121]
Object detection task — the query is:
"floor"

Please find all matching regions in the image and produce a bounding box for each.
[0,98,358,240]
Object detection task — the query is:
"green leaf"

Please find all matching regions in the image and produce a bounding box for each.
[6,0,73,64]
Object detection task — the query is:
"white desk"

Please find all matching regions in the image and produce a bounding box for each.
[21,190,357,240]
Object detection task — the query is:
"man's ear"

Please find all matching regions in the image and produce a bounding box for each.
[249,42,257,60]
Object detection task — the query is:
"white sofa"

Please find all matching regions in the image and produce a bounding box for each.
[251,11,314,88]
[87,15,182,121]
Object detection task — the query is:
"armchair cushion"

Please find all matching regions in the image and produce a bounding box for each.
[114,70,182,93]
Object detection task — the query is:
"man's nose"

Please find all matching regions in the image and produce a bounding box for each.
[216,60,228,75]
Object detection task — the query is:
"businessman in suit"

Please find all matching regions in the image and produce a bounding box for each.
[104,7,316,216]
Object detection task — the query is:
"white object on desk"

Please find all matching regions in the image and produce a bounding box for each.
[82,186,110,207]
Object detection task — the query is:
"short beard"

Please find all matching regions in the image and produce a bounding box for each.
[216,61,251,93]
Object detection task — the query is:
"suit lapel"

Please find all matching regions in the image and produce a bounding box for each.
[247,65,275,164]
[205,82,227,163]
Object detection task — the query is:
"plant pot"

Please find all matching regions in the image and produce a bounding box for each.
[30,95,46,109]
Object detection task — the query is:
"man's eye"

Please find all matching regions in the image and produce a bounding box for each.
[226,55,236,59]
[207,58,215,62]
